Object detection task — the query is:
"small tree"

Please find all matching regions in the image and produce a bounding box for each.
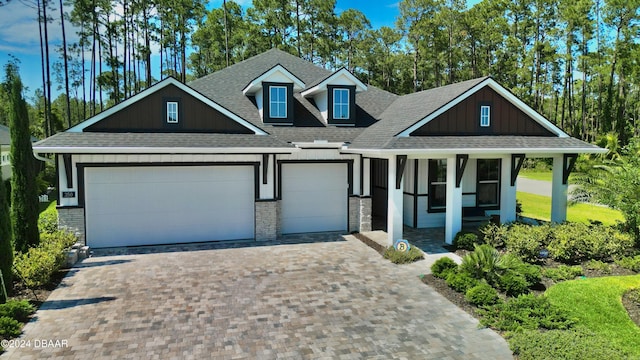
[5,63,40,252]
[0,144,12,302]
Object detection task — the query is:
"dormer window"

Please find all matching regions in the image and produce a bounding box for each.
[480,105,490,127]
[333,88,350,120]
[167,101,179,123]
[269,86,287,118]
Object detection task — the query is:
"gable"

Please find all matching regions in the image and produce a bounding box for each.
[410,87,554,137]
[85,84,253,134]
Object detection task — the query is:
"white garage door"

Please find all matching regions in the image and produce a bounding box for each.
[281,163,348,234]
[85,165,254,248]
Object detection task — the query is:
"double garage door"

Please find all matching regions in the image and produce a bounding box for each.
[84,163,349,248]
[85,166,255,248]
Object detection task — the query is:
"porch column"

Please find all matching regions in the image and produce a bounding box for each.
[387,156,403,246]
[551,154,568,223]
[445,156,462,245]
[500,155,517,223]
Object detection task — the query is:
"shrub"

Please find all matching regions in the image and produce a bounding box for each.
[478,294,576,332]
[446,271,479,293]
[0,300,34,323]
[513,261,542,286]
[13,230,77,288]
[465,283,499,307]
[614,255,640,272]
[543,265,584,282]
[383,246,423,264]
[479,223,508,248]
[453,231,479,250]
[499,271,530,296]
[460,244,519,286]
[431,257,458,279]
[0,316,22,339]
[37,207,58,234]
[503,223,551,263]
[584,259,612,274]
[629,288,640,305]
[547,223,634,263]
[509,329,627,360]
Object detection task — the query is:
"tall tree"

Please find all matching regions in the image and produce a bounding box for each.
[5,64,40,252]
[0,144,12,302]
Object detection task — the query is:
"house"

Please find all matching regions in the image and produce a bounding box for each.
[1,125,12,180]
[32,49,605,249]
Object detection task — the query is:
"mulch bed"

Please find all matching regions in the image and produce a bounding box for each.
[8,269,69,308]
[622,290,640,328]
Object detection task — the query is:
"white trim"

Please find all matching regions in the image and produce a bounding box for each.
[269,85,288,118]
[33,146,299,155]
[301,68,367,97]
[166,101,179,123]
[291,141,346,149]
[67,77,267,135]
[341,146,607,157]
[333,88,350,119]
[398,78,569,137]
[242,64,305,95]
[480,105,490,127]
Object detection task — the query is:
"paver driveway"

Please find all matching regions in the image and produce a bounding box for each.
[2,235,512,359]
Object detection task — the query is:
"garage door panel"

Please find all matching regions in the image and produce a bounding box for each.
[85,166,255,248]
[281,163,348,234]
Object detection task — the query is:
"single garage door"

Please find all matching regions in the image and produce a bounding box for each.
[85,165,254,248]
[281,163,348,234]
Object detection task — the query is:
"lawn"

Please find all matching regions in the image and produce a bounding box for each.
[545,275,640,357]
[517,191,624,225]
[519,169,553,181]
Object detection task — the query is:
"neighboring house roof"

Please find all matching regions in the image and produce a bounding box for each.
[33,132,295,153]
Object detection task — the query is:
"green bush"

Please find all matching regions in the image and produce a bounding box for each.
[514,261,542,286]
[465,283,499,307]
[453,231,479,250]
[628,288,640,304]
[543,265,584,282]
[503,223,551,263]
[614,255,640,272]
[547,223,634,263]
[0,300,34,323]
[584,259,612,274]
[383,246,423,264]
[446,271,479,293]
[509,328,627,360]
[13,230,77,288]
[479,223,508,248]
[478,294,576,332]
[0,316,22,339]
[37,207,58,234]
[499,271,530,296]
[431,257,458,279]
[460,244,519,286]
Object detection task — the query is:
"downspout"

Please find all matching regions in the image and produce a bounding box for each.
[33,152,54,164]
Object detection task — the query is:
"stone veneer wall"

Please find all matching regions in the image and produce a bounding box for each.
[349,196,360,233]
[58,207,86,245]
[359,197,372,232]
[255,201,278,241]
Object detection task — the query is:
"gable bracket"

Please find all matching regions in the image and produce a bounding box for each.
[511,154,526,186]
[396,155,407,189]
[62,154,73,188]
[455,154,468,188]
[262,154,269,185]
[563,154,578,185]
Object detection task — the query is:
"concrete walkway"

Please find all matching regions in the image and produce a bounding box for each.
[3,235,512,360]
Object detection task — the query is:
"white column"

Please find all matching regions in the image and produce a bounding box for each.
[362,158,371,197]
[500,155,517,224]
[551,154,568,223]
[387,156,404,246]
[445,156,462,245]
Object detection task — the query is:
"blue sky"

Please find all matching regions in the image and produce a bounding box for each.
[0,0,477,100]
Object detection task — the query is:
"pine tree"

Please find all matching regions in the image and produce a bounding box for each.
[0,146,12,302]
[5,63,40,253]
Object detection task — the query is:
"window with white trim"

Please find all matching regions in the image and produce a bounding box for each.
[333,88,350,119]
[166,101,179,123]
[428,159,447,211]
[269,86,287,118]
[477,159,500,207]
[480,105,490,127]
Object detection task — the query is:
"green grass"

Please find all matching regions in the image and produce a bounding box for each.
[39,200,56,215]
[519,169,553,181]
[545,275,640,357]
[517,191,624,225]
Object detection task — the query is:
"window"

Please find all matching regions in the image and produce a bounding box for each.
[166,101,179,123]
[477,159,501,207]
[428,159,447,211]
[480,105,490,127]
[269,86,287,118]
[333,88,350,119]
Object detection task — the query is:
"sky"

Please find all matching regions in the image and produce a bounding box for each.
[0,0,478,100]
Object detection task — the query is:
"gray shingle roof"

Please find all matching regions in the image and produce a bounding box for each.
[380,136,602,151]
[33,132,293,150]
[350,77,489,149]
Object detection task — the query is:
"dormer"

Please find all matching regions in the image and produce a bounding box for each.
[301,68,367,126]
[242,64,305,125]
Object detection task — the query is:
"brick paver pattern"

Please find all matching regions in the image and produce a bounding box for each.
[2,235,512,359]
